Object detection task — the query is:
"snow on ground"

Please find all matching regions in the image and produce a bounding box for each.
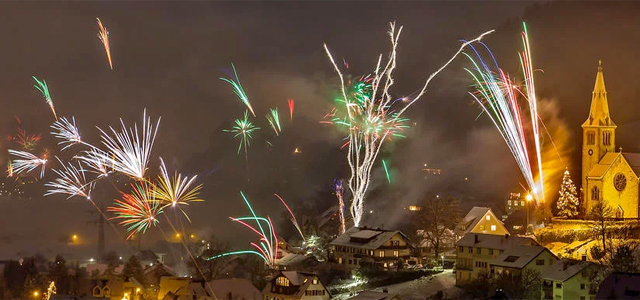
[332,270,461,300]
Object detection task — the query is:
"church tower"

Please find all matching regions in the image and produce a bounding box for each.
[582,61,617,199]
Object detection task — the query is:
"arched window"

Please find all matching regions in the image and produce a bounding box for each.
[92,286,102,297]
[587,131,596,145]
[102,287,111,298]
[591,186,600,201]
[603,131,611,145]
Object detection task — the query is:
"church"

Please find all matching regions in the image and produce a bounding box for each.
[581,61,640,218]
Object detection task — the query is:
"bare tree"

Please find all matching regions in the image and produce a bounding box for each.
[493,268,541,300]
[412,195,460,260]
[589,201,614,255]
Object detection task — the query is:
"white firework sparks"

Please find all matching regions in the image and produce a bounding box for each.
[8,149,47,178]
[45,158,95,199]
[324,22,493,226]
[96,109,160,180]
[51,117,85,151]
[76,148,112,178]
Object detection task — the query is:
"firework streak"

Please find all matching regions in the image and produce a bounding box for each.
[463,22,544,203]
[32,76,57,121]
[50,117,84,151]
[382,160,391,184]
[288,99,294,121]
[266,108,282,136]
[221,63,255,116]
[206,192,278,268]
[96,18,113,69]
[335,180,346,235]
[274,193,304,242]
[323,22,494,226]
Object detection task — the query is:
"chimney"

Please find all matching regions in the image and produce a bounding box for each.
[474,234,479,244]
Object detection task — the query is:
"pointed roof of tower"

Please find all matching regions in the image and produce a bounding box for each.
[583,60,616,127]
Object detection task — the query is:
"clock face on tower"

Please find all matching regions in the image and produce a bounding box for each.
[588,149,594,156]
[614,173,627,191]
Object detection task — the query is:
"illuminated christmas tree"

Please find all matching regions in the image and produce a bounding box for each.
[557,168,579,218]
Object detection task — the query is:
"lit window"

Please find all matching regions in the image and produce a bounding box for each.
[276,277,290,287]
[379,251,384,258]
[393,250,399,257]
[338,257,342,264]
[521,201,525,206]
[313,278,318,285]
[486,215,490,221]
[514,201,518,207]
[491,225,496,231]
[508,200,512,206]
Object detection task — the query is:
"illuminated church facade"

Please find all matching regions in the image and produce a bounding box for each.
[581,61,640,218]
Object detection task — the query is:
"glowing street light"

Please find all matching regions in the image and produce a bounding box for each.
[33,291,39,297]
[72,234,78,240]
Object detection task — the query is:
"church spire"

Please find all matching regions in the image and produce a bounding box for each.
[584,60,614,126]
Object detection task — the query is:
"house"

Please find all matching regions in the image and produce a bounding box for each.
[490,245,558,278]
[455,207,509,238]
[540,259,599,300]
[158,277,214,300]
[262,271,330,300]
[595,272,640,300]
[455,233,537,284]
[206,278,261,300]
[347,290,400,300]
[144,263,176,287]
[330,227,413,270]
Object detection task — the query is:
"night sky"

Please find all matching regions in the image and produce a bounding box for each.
[1,1,640,260]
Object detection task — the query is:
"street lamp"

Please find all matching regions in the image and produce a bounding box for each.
[441,255,445,269]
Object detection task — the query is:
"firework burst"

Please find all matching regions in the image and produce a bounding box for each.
[323,22,493,226]
[335,179,346,235]
[9,117,41,151]
[154,158,203,221]
[96,17,113,70]
[51,117,85,151]
[108,182,163,240]
[96,110,160,180]
[8,149,47,178]
[221,63,255,117]
[225,110,260,156]
[45,158,95,199]
[32,76,57,121]
[274,193,304,242]
[76,148,112,178]
[287,99,294,121]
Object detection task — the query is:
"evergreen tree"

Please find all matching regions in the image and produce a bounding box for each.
[122,256,145,286]
[557,168,579,218]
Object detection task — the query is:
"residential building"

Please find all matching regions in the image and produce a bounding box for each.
[455,207,509,238]
[490,245,558,278]
[582,61,640,218]
[455,233,537,285]
[505,193,526,215]
[595,272,640,300]
[207,278,261,300]
[541,259,599,300]
[262,271,330,300]
[330,227,412,270]
[158,277,214,300]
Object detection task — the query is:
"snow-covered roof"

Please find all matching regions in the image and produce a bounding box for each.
[330,227,409,250]
[490,245,551,269]
[207,278,261,300]
[541,259,594,282]
[456,207,490,235]
[85,263,124,276]
[263,271,328,297]
[276,253,309,266]
[455,233,537,250]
